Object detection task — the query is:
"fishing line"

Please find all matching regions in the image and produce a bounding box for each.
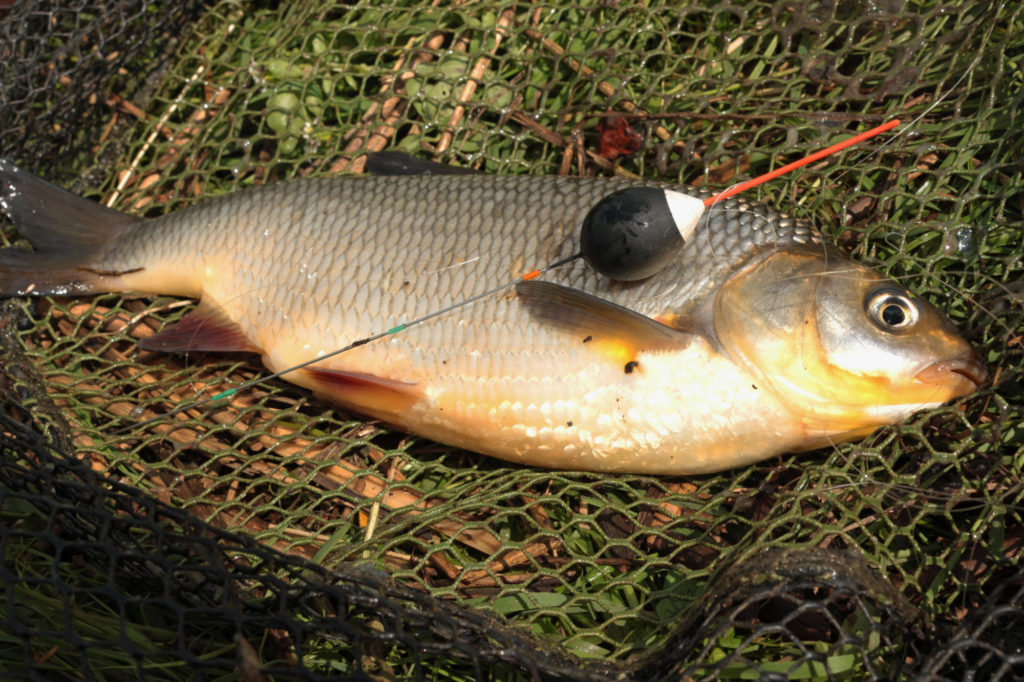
[117,119,899,434]
[799,50,986,209]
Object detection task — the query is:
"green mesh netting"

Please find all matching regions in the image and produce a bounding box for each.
[1,0,1022,679]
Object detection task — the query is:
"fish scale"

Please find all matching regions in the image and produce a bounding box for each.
[0,163,985,473]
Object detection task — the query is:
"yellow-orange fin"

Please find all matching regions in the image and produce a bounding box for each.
[515,280,688,361]
[302,368,423,414]
[139,300,259,353]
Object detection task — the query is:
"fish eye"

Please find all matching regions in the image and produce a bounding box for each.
[867,289,919,331]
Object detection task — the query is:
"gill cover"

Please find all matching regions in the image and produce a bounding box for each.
[713,246,984,444]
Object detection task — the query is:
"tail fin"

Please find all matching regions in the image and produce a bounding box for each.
[0,160,141,296]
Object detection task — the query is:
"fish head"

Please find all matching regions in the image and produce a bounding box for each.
[712,246,986,446]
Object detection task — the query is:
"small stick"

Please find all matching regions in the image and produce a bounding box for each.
[105,21,237,207]
[436,8,517,153]
[522,28,677,145]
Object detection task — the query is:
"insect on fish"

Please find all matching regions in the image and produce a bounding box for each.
[0,152,986,474]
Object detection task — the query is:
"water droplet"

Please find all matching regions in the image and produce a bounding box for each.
[955,227,979,257]
[942,226,981,258]
[231,139,254,177]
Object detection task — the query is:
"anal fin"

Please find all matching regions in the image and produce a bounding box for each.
[302,368,423,415]
[138,299,259,353]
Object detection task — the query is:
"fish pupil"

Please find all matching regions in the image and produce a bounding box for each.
[881,302,906,326]
[867,289,918,331]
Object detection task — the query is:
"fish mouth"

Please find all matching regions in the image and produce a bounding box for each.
[915,350,988,390]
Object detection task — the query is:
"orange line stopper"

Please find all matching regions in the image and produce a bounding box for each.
[704,119,900,207]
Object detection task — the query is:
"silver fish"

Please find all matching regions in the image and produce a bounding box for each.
[0,156,986,473]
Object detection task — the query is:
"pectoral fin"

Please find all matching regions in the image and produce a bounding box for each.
[138,300,259,353]
[515,280,690,365]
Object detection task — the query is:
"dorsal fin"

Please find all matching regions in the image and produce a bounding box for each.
[364,151,480,176]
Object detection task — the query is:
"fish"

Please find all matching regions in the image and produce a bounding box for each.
[0,154,986,474]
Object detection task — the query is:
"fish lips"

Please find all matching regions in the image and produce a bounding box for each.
[915,349,988,392]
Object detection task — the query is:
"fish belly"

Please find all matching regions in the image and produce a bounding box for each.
[256,306,802,474]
